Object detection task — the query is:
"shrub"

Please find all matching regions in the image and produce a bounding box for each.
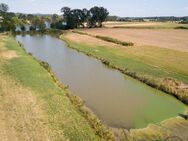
[95,35,134,46]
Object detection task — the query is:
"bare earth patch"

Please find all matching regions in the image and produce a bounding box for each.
[0,51,18,60]
[0,36,18,60]
[77,28,188,52]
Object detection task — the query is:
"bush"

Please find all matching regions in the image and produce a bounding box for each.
[175,26,188,30]
[95,35,134,46]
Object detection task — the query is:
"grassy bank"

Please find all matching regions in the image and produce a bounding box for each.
[0,34,115,141]
[61,32,188,105]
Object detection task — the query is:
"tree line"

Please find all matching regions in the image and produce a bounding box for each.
[0,3,109,32]
[61,6,109,29]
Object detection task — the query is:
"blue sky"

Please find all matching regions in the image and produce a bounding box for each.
[1,0,188,17]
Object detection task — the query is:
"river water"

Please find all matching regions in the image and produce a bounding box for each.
[16,34,186,129]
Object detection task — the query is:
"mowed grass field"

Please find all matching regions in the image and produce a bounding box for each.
[0,34,102,141]
[103,21,188,29]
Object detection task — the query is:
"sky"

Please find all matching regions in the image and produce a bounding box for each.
[0,0,188,17]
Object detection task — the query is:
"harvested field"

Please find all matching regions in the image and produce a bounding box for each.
[65,32,119,47]
[77,28,188,52]
[104,22,163,28]
[103,21,188,29]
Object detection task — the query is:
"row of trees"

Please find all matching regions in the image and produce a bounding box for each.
[61,6,109,29]
[0,3,109,32]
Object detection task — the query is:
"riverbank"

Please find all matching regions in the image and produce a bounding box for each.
[0,34,114,141]
[1,34,188,141]
[60,31,188,105]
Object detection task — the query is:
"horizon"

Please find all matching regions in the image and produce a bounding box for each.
[1,0,188,17]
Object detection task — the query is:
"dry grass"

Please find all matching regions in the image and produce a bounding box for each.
[103,21,188,29]
[103,22,163,28]
[0,35,18,60]
[77,28,188,52]
[65,32,119,47]
[0,73,65,141]
[0,36,66,140]
[0,51,18,60]
[129,117,188,141]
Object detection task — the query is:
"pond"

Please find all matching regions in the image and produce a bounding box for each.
[16,34,187,129]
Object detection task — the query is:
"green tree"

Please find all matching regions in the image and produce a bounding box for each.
[0,3,15,31]
[89,6,109,27]
[61,7,74,29]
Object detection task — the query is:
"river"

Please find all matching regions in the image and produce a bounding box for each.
[16,34,187,129]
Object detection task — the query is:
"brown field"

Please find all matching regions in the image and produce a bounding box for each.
[103,21,163,28]
[77,28,188,52]
[66,32,119,47]
[103,21,188,29]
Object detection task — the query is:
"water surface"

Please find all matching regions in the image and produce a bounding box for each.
[16,35,186,129]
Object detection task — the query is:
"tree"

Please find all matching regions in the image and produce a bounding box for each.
[0,3,9,13]
[71,9,85,28]
[81,8,89,27]
[0,3,16,32]
[12,17,23,26]
[60,6,109,29]
[61,7,88,29]
[89,6,109,27]
[61,7,75,29]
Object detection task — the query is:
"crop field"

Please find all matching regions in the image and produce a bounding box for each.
[103,21,188,29]
[76,28,188,52]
